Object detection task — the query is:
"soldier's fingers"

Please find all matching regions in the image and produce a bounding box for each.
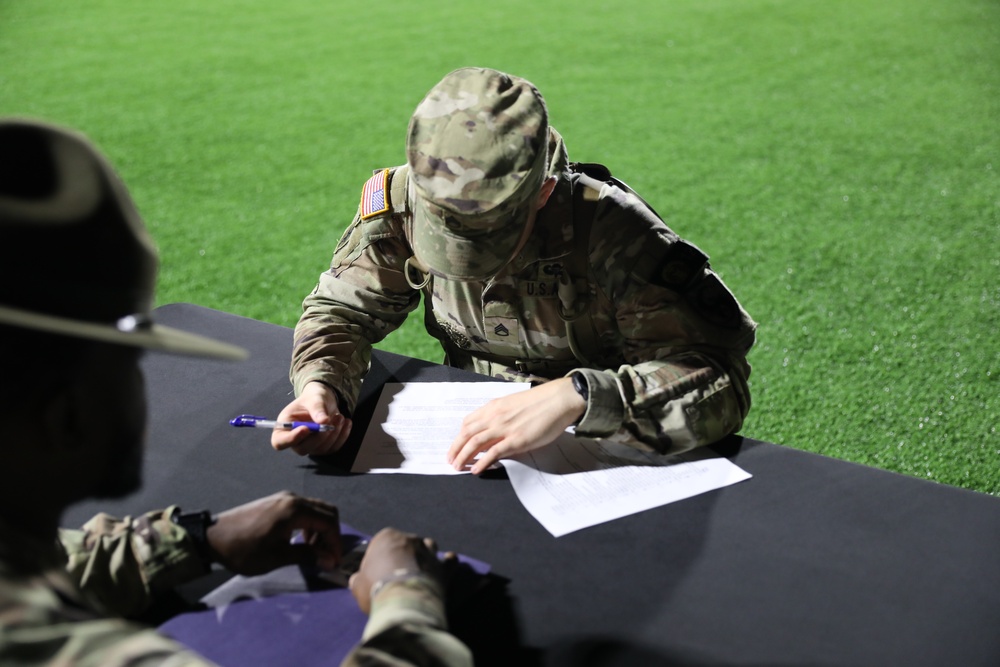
[447,416,493,463]
[289,495,341,525]
[446,428,473,463]
[448,433,480,469]
[297,519,342,568]
[272,425,313,452]
[271,430,294,451]
[289,428,342,457]
[446,435,465,464]
[451,432,501,470]
[470,432,540,473]
[470,442,509,475]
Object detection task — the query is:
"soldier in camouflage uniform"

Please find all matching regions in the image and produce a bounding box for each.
[274,67,757,473]
[0,120,470,667]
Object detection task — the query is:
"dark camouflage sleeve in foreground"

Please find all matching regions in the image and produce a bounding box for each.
[0,511,217,667]
[3,512,467,666]
[341,576,472,667]
[59,507,208,619]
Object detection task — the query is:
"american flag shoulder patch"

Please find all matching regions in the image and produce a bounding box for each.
[360,169,390,219]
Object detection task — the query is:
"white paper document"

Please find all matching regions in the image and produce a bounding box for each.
[351,381,531,474]
[353,381,752,535]
[501,435,751,536]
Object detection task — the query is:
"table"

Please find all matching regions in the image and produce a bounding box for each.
[64,304,1000,666]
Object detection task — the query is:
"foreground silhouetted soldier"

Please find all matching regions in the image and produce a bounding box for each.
[0,119,470,666]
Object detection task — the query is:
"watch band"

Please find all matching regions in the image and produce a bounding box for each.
[571,372,589,401]
[172,509,216,571]
[571,372,589,424]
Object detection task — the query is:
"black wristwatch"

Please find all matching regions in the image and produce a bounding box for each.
[571,372,589,424]
[172,509,216,571]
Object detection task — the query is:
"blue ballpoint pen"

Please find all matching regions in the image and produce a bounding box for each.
[229,414,336,432]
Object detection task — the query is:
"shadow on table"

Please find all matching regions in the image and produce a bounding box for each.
[447,570,543,667]
[546,637,765,667]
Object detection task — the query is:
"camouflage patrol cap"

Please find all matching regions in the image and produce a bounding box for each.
[406,67,549,281]
[0,119,246,360]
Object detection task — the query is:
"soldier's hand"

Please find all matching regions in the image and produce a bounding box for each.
[348,527,443,616]
[206,491,342,574]
[270,381,353,456]
[447,377,585,474]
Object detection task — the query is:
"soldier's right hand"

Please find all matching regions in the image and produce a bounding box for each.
[348,527,444,616]
[270,381,353,456]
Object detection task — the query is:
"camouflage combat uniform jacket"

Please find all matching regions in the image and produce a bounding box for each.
[0,512,470,667]
[293,138,758,454]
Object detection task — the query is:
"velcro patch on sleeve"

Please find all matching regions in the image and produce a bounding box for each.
[360,168,390,219]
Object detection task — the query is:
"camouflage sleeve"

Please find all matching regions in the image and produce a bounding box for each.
[571,186,757,455]
[340,576,472,667]
[58,507,208,619]
[0,609,218,667]
[292,171,420,413]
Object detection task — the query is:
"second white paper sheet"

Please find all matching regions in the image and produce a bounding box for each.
[501,436,752,537]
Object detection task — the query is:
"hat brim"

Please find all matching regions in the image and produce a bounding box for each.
[409,196,526,282]
[0,304,247,361]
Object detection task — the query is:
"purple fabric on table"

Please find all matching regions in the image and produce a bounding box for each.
[160,584,366,667]
[158,525,490,667]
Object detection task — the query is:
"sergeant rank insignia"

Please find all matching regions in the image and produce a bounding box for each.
[360,169,390,219]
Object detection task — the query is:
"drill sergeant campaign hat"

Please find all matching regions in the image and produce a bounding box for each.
[406,67,550,281]
[0,119,246,360]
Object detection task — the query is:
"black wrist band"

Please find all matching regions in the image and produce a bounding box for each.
[173,509,216,571]
[571,372,589,424]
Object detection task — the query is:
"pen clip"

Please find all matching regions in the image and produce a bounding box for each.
[230,414,266,427]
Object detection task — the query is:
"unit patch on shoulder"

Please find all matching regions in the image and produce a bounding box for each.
[360,169,390,219]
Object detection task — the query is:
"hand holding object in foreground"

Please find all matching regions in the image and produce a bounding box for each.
[206,491,342,574]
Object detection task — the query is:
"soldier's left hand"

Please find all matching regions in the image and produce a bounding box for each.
[447,377,585,474]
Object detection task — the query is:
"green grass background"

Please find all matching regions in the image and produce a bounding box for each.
[2,0,997,494]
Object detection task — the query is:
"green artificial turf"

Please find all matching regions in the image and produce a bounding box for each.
[2,0,997,494]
